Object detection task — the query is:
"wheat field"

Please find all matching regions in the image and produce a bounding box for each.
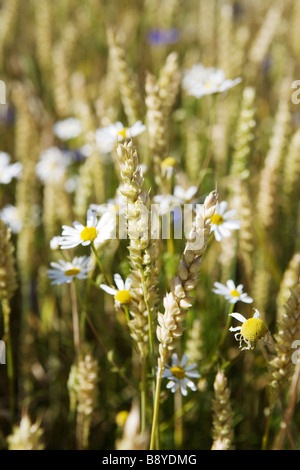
[1,0,300,451]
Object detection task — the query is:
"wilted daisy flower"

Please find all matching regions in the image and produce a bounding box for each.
[48,256,94,285]
[0,152,22,184]
[36,147,71,184]
[0,205,23,234]
[95,121,146,153]
[100,273,133,305]
[182,63,242,99]
[162,353,200,396]
[59,209,116,249]
[212,280,253,304]
[53,117,83,141]
[229,309,268,350]
[210,201,240,241]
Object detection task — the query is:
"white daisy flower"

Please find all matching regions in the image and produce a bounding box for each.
[59,209,116,249]
[100,273,133,305]
[95,121,146,153]
[0,205,23,234]
[53,117,83,141]
[229,309,268,350]
[36,147,71,184]
[210,201,240,241]
[173,185,198,203]
[162,353,200,396]
[182,63,242,99]
[153,194,182,215]
[161,157,179,179]
[48,256,94,285]
[0,152,22,184]
[49,236,64,250]
[212,279,253,304]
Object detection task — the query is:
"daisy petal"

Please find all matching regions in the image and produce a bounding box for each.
[99,284,117,296]
[114,273,125,291]
[124,277,133,290]
[180,354,189,368]
[226,279,236,291]
[253,309,260,319]
[229,312,247,323]
[218,201,228,215]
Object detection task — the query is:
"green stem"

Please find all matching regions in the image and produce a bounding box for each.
[70,281,81,353]
[218,302,235,353]
[140,355,147,434]
[91,242,110,285]
[174,388,183,449]
[261,407,272,450]
[139,269,154,359]
[2,299,15,423]
[139,268,157,438]
[73,281,137,392]
[83,308,138,394]
[198,94,218,189]
[123,304,130,324]
[150,364,164,450]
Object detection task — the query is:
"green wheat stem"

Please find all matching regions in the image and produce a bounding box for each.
[2,299,15,423]
[140,354,147,434]
[150,364,164,450]
[139,268,156,431]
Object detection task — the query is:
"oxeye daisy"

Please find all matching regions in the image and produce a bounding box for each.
[95,121,146,153]
[229,309,269,350]
[53,117,83,141]
[0,152,22,184]
[162,353,200,396]
[212,280,253,304]
[0,205,23,234]
[35,147,71,184]
[48,256,94,285]
[100,273,133,305]
[182,63,242,99]
[173,185,198,203]
[210,201,240,241]
[59,209,116,249]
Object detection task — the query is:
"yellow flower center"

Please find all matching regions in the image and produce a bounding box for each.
[241,318,268,343]
[170,366,186,380]
[118,128,128,139]
[230,289,240,298]
[64,268,81,276]
[115,410,129,428]
[211,214,224,225]
[80,226,97,242]
[115,290,132,304]
[161,157,177,169]
[205,81,212,89]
